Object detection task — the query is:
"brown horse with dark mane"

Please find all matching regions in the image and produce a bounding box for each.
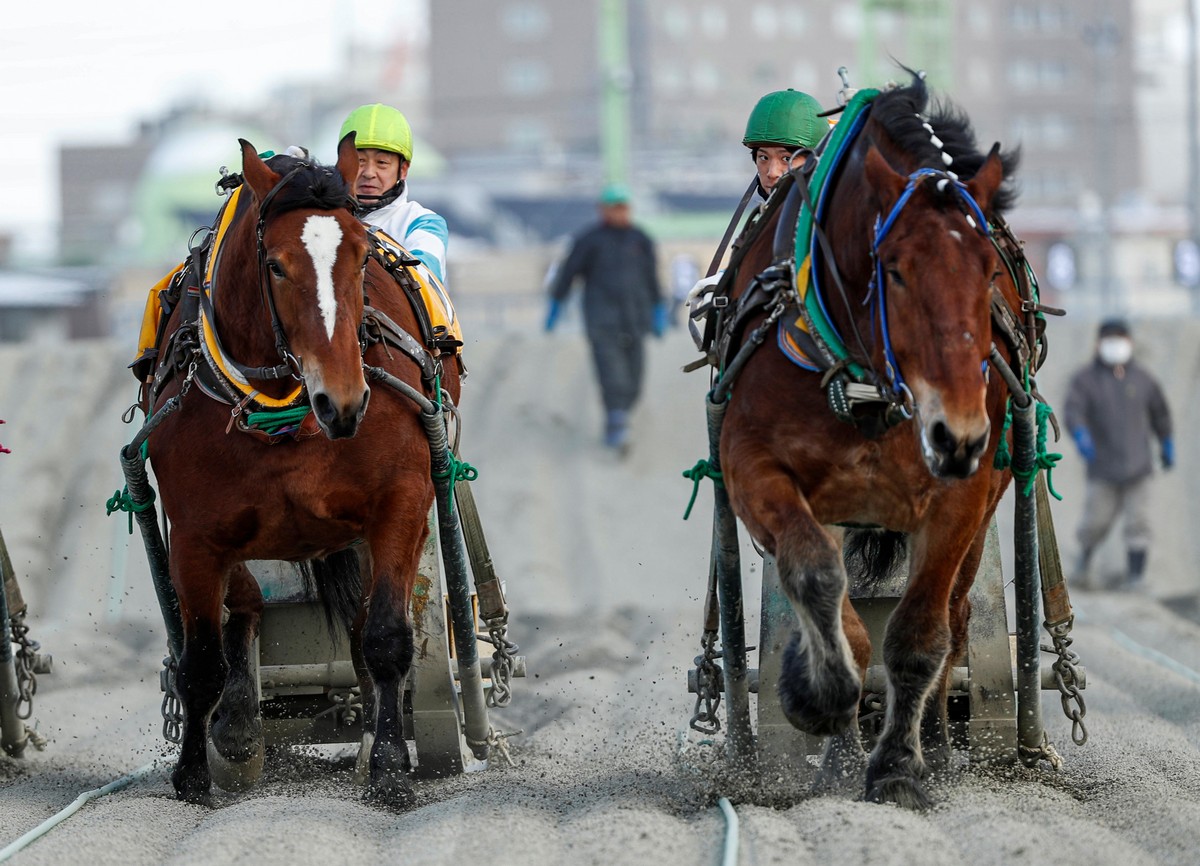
[713,75,1030,808]
[144,136,457,808]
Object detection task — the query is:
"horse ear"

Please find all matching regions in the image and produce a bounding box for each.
[239,139,280,203]
[336,132,360,190]
[966,143,1005,215]
[864,146,907,214]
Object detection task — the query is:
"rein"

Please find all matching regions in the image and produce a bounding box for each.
[253,165,311,382]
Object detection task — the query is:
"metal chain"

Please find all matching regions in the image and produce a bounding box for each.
[481,615,518,709]
[10,611,38,719]
[689,630,723,735]
[160,656,183,744]
[1043,619,1088,746]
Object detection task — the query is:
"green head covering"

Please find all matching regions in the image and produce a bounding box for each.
[743,89,826,150]
[599,183,631,206]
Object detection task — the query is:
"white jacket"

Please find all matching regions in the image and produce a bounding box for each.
[360,186,449,284]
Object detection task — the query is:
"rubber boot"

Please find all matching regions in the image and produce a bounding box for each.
[1072,546,1095,590]
[604,409,630,451]
[1126,548,1147,587]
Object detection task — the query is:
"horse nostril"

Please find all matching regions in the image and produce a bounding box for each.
[313,391,334,422]
[930,419,955,454]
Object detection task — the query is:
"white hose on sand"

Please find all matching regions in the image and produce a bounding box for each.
[0,759,162,862]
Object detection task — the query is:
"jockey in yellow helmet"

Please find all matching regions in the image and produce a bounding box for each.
[339,104,448,284]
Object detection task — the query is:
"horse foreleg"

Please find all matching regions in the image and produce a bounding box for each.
[169,539,229,804]
[730,468,863,738]
[361,507,425,810]
[209,563,265,789]
[867,513,982,809]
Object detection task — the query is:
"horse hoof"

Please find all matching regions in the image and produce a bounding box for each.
[172,765,214,806]
[865,774,933,811]
[207,736,265,793]
[365,774,417,811]
[778,638,861,736]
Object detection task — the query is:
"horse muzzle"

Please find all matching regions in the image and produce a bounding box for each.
[919,413,990,479]
[311,386,370,440]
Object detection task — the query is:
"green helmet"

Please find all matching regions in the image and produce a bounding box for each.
[742,89,826,150]
[599,183,631,206]
[340,104,414,162]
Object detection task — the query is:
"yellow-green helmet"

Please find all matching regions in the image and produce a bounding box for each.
[743,89,825,150]
[340,104,414,162]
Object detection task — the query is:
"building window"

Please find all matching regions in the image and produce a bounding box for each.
[662,5,689,41]
[506,119,551,152]
[752,6,779,39]
[693,62,720,94]
[699,6,727,39]
[780,8,807,37]
[502,3,549,40]
[504,60,550,96]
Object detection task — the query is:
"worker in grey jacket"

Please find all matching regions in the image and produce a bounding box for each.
[545,184,666,451]
[1064,318,1174,588]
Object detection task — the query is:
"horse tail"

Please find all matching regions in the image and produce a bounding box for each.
[843,528,908,589]
[295,547,363,640]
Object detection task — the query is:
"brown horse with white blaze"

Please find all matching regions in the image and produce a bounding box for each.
[718,77,1021,808]
[145,134,457,808]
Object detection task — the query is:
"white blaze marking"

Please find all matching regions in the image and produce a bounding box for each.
[301,215,343,341]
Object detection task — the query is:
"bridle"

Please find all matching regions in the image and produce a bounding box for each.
[869,167,992,416]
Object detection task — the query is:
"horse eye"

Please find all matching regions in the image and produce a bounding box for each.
[887,267,906,287]
[267,260,285,279]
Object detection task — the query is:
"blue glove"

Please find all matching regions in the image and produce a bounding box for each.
[1071,427,1095,463]
[652,301,669,338]
[544,298,562,333]
[1162,437,1175,470]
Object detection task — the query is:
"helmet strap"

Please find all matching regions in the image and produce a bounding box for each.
[355,178,406,214]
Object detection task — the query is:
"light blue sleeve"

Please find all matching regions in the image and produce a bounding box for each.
[405,213,449,284]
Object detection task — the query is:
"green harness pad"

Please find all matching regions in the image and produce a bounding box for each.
[780,88,880,376]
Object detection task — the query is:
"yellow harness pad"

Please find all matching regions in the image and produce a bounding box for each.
[371,228,463,344]
[134,262,186,366]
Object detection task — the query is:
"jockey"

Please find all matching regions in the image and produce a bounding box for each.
[686,88,827,348]
[742,88,827,198]
[339,103,449,285]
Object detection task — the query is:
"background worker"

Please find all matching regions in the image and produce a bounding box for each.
[544,184,665,452]
[1064,318,1174,588]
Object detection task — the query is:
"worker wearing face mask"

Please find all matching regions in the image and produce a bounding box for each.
[1063,319,1174,589]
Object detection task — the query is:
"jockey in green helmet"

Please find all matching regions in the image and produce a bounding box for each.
[340,103,448,283]
[742,88,827,197]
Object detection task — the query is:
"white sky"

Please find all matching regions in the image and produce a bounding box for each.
[0,0,417,258]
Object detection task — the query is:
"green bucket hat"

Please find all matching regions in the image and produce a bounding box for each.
[599,183,631,206]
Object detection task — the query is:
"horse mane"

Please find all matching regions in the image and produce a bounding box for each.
[869,71,1020,214]
[258,154,357,215]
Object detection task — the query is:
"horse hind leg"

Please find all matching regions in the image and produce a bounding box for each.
[208,563,265,792]
[813,595,873,793]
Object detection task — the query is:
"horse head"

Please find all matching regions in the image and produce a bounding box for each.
[238,135,371,440]
[862,142,1007,479]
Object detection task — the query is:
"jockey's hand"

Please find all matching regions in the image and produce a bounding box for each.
[1161,437,1175,470]
[544,298,563,333]
[652,301,669,338]
[1071,426,1095,463]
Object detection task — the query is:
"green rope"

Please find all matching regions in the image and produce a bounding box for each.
[433,452,478,516]
[105,486,155,534]
[681,458,724,520]
[993,398,1013,471]
[244,405,311,435]
[1007,400,1063,501]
